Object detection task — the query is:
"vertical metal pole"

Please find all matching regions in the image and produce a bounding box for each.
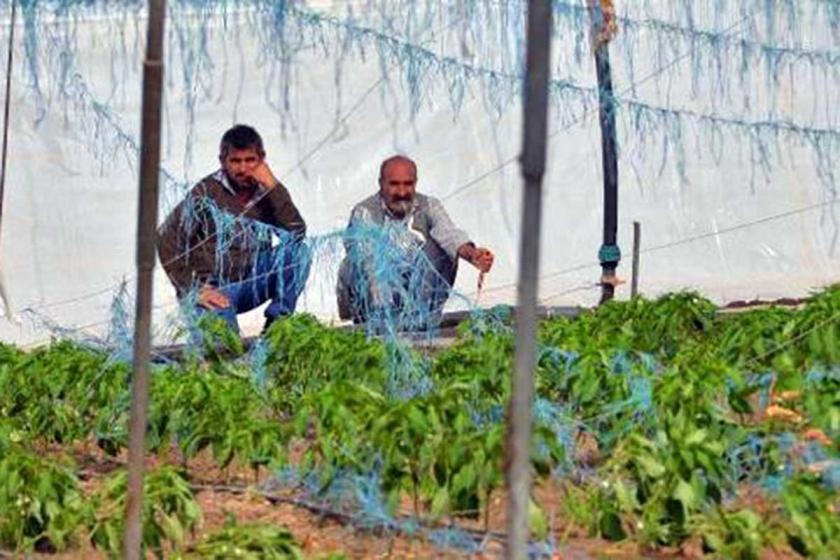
[631,221,640,297]
[587,0,620,304]
[0,0,17,241]
[123,1,166,559]
[506,1,551,558]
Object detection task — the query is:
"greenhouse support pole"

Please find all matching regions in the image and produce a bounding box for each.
[0,0,17,242]
[506,1,551,558]
[587,0,620,304]
[631,221,640,297]
[123,1,166,559]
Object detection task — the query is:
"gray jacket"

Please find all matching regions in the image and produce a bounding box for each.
[336,193,471,317]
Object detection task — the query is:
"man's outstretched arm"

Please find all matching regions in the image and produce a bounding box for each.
[428,198,494,272]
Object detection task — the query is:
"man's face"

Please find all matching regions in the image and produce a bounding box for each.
[220,147,263,188]
[379,160,417,218]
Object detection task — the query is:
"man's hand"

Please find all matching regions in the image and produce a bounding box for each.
[471,247,494,273]
[458,243,495,273]
[198,285,230,310]
[249,161,279,190]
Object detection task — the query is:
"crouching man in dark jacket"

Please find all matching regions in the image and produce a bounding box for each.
[158,124,310,334]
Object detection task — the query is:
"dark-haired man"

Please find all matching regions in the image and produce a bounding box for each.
[336,155,494,329]
[158,124,309,334]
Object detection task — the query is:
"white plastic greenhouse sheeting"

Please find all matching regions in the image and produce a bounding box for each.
[0,3,837,346]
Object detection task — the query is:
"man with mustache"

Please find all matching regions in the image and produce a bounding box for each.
[337,155,494,330]
[158,124,309,335]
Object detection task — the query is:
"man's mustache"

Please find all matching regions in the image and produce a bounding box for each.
[388,198,413,216]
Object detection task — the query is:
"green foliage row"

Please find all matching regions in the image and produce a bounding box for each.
[1,286,839,557]
[0,442,305,558]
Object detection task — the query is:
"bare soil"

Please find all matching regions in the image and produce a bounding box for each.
[16,443,800,560]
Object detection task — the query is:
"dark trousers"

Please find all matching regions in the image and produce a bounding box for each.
[337,246,457,332]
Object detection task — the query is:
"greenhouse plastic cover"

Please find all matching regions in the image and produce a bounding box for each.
[0,0,837,346]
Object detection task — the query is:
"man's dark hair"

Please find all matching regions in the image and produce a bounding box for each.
[219,124,265,159]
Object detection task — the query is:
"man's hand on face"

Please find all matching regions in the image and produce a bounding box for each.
[198,285,230,310]
[248,161,279,190]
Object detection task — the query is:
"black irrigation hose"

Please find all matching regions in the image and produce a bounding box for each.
[191,482,510,547]
[74,462,507,549]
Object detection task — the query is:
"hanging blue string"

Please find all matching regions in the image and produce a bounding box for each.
[6,0,836,209]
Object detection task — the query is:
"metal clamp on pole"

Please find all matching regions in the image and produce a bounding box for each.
[598,243,621,266]
[598,243,624,292]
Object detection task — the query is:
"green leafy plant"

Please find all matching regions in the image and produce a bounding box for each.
[779,473,840,558]
[1,288,839,559]
[184,313,246,363]
[695,508,772,560]
[263,314,388,410]
[0,340,127,447]
[602,413,736,545]
[0,448,87,552]
[559,481,626,541]
[175,518,304,559]
[89,466,202,558]
[143,364,290,476]
[369,382,508,518]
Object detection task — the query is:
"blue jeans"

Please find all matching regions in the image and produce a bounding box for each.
[204,243,311,334]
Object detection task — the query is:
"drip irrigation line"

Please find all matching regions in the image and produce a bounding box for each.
[193,482,511,547]
[74,468,505,552]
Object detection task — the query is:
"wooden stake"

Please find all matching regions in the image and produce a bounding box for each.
[631,221,640,298]
[506,1,552,558]
[123,1,166,559]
